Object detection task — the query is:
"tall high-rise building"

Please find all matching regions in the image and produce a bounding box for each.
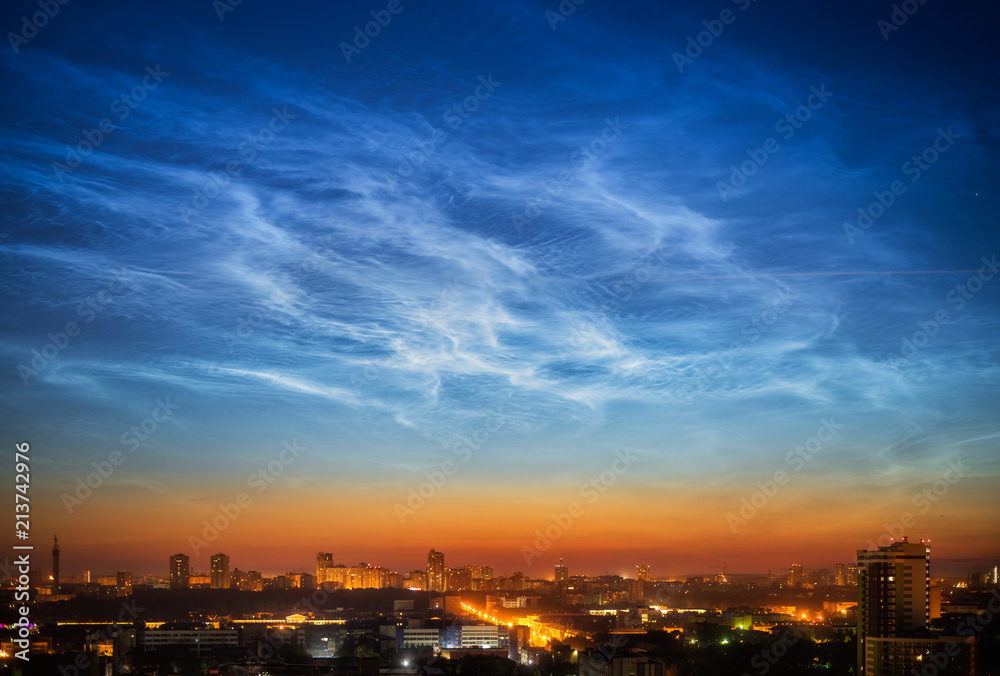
[246,570,263,592]
[787,563,803,588]
[169,553,190,590]
[509,625,531,662]
[51,536,60,594]
[406,569,428,590]
[835,563,846,586]
[469,564,493,580]
[446,566,471,591]
[636,565,651,582]
[555,558,568,583]
[427,549,445,592]
[858,539,929,641]
[847,563,859,585]
[210,553,231,589]
[321,563,390,590]
[317,552,333,586]
[116,571,133,597]
[856,537,975,675]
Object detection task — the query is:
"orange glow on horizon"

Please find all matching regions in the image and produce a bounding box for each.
[25,471,999,577]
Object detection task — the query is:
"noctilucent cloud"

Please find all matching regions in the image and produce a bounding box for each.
[1,0,998,576]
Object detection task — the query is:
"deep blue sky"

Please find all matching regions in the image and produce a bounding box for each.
[1,0,998,576]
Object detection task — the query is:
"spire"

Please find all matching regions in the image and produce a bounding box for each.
[52,535,61,594]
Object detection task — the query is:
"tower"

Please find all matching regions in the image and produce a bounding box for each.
[210,553,230,589]
[427,549,445,592]
[856,537,975,675]
[554,558,568,583]
[787,563,803,588]
[857,539,929,644]
[316,552,333,587]
[169,553,190,590]
[116,571,133,596]
[52,535,60,594]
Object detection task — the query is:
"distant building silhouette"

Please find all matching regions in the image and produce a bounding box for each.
[406,569,428,590]
[116,571,133,597]
[51,535,60,594]
[787,563,803,588]
[169,553,190,590]
[427,549,445,592]
[555,558,568,584]
[469,564,492,590]
[210,553,230,589]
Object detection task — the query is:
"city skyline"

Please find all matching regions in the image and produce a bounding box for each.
[2,0,999,591]
[32,537,994,582]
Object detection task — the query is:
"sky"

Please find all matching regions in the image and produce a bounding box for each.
[1,0,998,580]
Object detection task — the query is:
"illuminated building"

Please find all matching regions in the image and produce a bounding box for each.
[210,553,230,589]
[396,625,506,650]
[230,568,263,591]
[856,537,975,675]
[470,564,493,590]
[446,566,472,591]
[169,553,190,590]
[579,652,666,676]
[321,563,389,589]
[316,552,333,586]
[444,625,504,649]
[359,564,386,589]
[510,625,531,661]
[428,549,445,592]
[629,578,644,603]
[401,628,441,649]
[555,558,568,584]
[863,636,975,675]
[835,563,846,586]
[469,564,493,580]
[636,565,651,582]
[116,571,133,597]
[857,539,929,642]
[137,628,239,650]
[787,563,803,588]
[405,569,428,589]
[555,559,568,583]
